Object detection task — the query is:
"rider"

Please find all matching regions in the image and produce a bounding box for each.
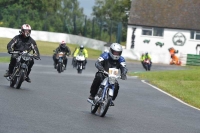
[88,43,128,106]
[53,41,71,69]
[4,24,40,83]
[73,45,88,69]
[144,52,152,67]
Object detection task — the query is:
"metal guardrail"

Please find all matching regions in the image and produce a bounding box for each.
[186,54,200,66]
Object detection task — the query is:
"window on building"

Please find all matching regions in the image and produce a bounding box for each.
[190,31,200,40]
[142,27,152,35]
[142,27,163,37]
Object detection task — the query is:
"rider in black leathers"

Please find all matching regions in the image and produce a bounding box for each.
[4,24,40,83]
[52,41,71,69]
[88,43,128,106]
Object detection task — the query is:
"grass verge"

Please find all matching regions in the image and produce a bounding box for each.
[0,57,10,63]
[129,66,200,109]
[0,37,102,59]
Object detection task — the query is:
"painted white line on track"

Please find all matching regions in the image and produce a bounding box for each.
[141,80,200,111]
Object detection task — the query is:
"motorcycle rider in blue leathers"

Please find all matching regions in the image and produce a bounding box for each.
[88,43,128,106]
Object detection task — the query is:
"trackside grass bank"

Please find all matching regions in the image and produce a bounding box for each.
[0,57,10,63]
[129,66,200,109]
[0,37,101,59]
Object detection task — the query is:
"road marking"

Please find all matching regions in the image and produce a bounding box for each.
[141,80,200,111]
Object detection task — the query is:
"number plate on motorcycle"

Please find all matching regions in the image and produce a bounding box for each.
[108,68,118,76]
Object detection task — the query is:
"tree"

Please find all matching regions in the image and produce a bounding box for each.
[92,0,131,42]
[92,0,131,22]
[0,0,85,34]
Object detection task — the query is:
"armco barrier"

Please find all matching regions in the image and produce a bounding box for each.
[186,54,200,66]
[179,53,187,66]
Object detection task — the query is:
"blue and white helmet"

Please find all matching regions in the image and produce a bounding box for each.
[109,43,122,60]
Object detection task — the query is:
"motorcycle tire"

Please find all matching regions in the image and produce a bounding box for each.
[10,76,17,87]
[15,69,25,89]
[99,96,112,117]
[91,104,99,114]
[57,63,62,73]
[77,64,82,74]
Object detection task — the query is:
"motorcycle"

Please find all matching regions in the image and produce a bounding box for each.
[87,68,121,117]
[6,51,39,89]
[54,51,66,73]
[143,59,151,71]
[75,54,85,74]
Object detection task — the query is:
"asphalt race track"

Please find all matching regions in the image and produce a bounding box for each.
[0,54,200,133]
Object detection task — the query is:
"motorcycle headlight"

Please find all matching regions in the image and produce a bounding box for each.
[108,77,116,84]
[21,54,30,61]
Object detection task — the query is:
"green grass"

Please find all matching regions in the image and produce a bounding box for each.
[129,66,200,109]
[0,37,102,59]
[0,57,10,63]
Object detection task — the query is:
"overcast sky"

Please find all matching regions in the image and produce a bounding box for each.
[78,0,95,17]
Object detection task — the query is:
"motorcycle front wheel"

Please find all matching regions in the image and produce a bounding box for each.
[99,96,112,117]
[77,63,82,74]
[91,104,99,114]
[10,76,17,87]
[15,69,25,89]
[57,63,62,73]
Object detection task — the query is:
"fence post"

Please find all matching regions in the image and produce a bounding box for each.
[99,18,102,40]
[83,15,87,36]
[116,22,122,44]
[92,18,95,38]
[109,20,113,42]
[18,10,21,28]
[73,14,77,35]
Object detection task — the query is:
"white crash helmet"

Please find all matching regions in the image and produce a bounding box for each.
[21,24,31,37]
[80,45,84,50]
[109,43,122,60]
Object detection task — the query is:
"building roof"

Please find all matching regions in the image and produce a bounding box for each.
[128,0,200,30]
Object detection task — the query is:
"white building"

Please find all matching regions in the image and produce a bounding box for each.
[126,0,200,64]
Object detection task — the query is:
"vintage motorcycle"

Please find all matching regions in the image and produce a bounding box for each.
[6,51,39,89]
[75,54,86,74]
[143,59,151,71]
[87,68,121,117]
[54,51,66,73]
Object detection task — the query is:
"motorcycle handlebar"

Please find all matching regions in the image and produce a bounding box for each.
[9,51,41,60]
[99,70,122,79]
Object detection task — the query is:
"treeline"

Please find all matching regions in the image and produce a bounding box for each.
[0,0,131,43]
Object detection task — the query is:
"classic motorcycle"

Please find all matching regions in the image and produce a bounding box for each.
[144,59,151,71]
[75,54,85,74]
[87,68,121,117]
[54,51,66,73]
[6,51,39,89]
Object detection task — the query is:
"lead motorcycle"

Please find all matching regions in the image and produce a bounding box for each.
[87,68,121,117]
[6,51,39,89]
[75,54,85,74]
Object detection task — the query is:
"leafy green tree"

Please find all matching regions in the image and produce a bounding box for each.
[0,0,85,34]
[92,0,131,42]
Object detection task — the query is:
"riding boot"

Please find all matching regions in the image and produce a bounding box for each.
[25,69,31,83]
[4,64,14,77]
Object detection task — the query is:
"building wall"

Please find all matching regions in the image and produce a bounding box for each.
[126,25,200,64]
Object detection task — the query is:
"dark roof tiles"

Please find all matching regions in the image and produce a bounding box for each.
[128,0,200,30]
